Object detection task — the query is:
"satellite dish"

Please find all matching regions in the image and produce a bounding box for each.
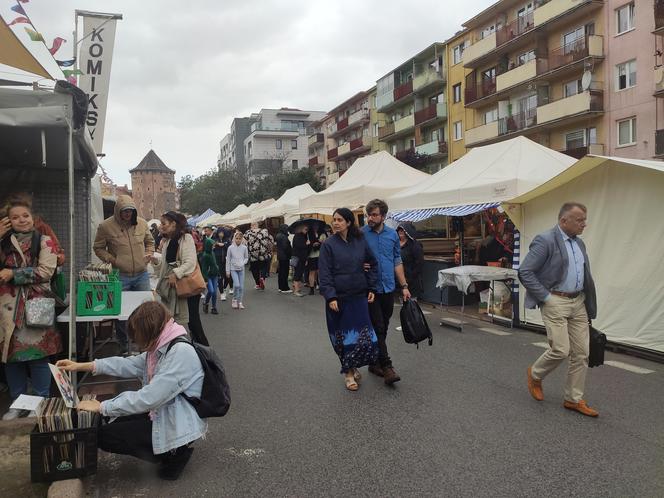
[581,71,592,91]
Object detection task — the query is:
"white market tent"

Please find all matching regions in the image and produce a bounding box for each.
[251,183,317,223]
[203,203,248,227]
[298,151,430,215]
[388,136,576,221]
[504,155,664,354]
[233,198,275,226]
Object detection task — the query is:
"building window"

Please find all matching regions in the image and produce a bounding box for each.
[617,117,636,146]
[616,60,636,90]
[291,139,298,149]
[453,121,463,141]
[292,159,298,169]
[276,139,282,149]
[564,79,582,97]
[453,84,462,103]
[453,43,465,65]
[373,123,379,137]
[565,130,586,150]
[484,108,498,124]
[616,2,635,34]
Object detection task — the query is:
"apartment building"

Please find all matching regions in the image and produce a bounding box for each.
[218,133,232,171]
[217,117,256,175]
[244,108,326,184]
[446,30,473,162]
[307,117,328,186]
[375,43,449,173]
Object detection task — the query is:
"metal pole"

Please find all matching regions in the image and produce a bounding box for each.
[68,122,76,364]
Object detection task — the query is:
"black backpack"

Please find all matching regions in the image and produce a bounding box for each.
[166,337,231,418]
[399,299,433,347]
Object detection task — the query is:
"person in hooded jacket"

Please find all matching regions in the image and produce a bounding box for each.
[201,238,220,314]
[275,224,292,293]
[94,195,155,354]
[397,222,424,301]
[212,227,232,301]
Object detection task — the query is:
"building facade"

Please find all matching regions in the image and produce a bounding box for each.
[218,116,257,176]
[243,108,326,184]
[129,149,178,220]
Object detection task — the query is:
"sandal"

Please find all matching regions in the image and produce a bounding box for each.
[344,375,358,391]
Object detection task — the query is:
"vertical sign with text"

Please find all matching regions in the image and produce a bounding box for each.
[78,14,118,155]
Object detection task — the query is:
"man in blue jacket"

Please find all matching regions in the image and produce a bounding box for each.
[362,199,411,385]
[519,202,598,417]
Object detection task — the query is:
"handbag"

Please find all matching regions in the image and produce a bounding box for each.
[175,263,206,298]
[399,299,433,347]
[588,325,607,368]
[25,297,56,328]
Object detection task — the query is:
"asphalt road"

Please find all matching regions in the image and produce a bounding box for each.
[89,275,664,498]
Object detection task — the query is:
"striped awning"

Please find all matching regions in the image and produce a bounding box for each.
[388,202,500,222]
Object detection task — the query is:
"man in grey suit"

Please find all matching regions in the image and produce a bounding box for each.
[519,202,598,417]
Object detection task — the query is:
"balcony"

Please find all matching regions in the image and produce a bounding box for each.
[655,67,664,97]
[394,114,415,134]
[496,59,537,92]
[327,147,338,160]
[498,107,538,135]
[537,35,604,76]
[308,156,319,167]
[534,0,599,27]
[413,67,446,93]
[560,143,604,159]
[463,32,496,66]
[496,11,534,46]
[656,0,664,34]
[350,136,371,152]
[308,133,324,147]
[415,140,448,156]
[327,171,340,185]
[537,90,603,125]
[348,108,370,126]
[465,75,497,104]
[414,102,447,126]
[656,130,664,156]
[378,122,395,140]
[394,80,414,102]
[465,120,499,146]
[337,142,351,156]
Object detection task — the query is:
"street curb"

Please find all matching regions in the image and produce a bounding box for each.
[47,478,85,498]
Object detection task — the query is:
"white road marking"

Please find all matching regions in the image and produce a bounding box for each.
[605,361,655,374]
[479,327,512,336]
[532,342,550,349]
[422,310,432,315]
[395,326,402,331]
[441,317,463,325]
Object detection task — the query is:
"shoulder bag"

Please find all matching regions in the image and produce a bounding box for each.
[174,236,206,298]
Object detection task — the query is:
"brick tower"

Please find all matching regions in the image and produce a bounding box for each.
[129,150,177,220]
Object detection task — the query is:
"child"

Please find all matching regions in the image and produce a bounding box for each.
[226,231,248,309]
[201,238,220,314]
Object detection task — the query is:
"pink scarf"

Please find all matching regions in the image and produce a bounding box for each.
[147,319,188,382]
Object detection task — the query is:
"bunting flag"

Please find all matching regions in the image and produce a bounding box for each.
[23,26,44,42]
[62,69,83,78]
[56,58,75,67]
[11,3,27,15]
[7,16,30,26]
[49,36,66,55]
[66,75,77,84]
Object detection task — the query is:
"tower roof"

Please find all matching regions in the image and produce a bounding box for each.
[129,149,175,174]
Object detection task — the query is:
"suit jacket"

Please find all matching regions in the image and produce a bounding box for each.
[518,225,597,319]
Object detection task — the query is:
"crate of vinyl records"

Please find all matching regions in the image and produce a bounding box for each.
[30,395,101,483]
[76,263,122,317]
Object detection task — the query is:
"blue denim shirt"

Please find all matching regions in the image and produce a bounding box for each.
[553,226,585,294]
[362,224,402,294]
[95,342,207,454]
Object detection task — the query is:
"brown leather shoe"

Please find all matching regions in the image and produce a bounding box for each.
[383,367,401,385]
[527,366,544,401]
[563,400,599,417]
[368,364,384,377]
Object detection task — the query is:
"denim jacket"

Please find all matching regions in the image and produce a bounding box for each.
[95,341,207,454]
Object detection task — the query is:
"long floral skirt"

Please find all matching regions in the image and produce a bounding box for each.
[325,295,379,373]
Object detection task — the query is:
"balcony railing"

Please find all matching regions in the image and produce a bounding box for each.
[656,129,664,156]
[393,80,413,101]
[327,148,338,160]
[496,11,534,46]
[498,107,538,135]
[378,122,395,140]
[413,67,446,92]
[335,117,349,133]
[537,36,603,75]
[465,75,497,104]
[337,142,351,156]
[414,102,447,125]
[350,137,369,150]
[657,0,664,32]
[415,140,448,156]
[308,157,319,166]
[348,108,370,125]
[308,133,324,147]
[537,90,603,124]
[560,143,604,159]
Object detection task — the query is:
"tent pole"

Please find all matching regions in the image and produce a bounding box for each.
[68,122,77,380]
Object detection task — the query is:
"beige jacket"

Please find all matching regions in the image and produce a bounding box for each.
[93,195,155,276]
[153,233,197,324]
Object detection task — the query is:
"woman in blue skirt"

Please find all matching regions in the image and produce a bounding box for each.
[319,208,379,391]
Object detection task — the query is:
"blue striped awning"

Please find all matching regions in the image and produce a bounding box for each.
[388,202,500,223]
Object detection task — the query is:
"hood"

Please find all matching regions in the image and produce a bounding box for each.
[204,237,215,253]
[278,224,289,235]
[114,195,138,226]
[397,222,417,241]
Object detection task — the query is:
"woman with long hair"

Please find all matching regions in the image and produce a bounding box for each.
[318,208,379,391]
[56,301,206,480]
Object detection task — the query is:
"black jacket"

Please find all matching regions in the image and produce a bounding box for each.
[398,223,424,299]
[292,233,309,260]
[275,225,292,261]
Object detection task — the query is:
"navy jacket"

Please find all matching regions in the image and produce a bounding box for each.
[318,233,378,303]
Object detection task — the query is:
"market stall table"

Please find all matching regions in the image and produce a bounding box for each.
[436,265,518,332]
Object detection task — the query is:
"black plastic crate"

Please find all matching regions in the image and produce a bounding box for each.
[30,421,98,483]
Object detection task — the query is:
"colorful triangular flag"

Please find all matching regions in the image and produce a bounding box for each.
[67,75,77,85]
[11,3,27,16]
[49,37,66,55]
[24,27,44,42]
[62,69,83,78]
[7,16,30,26]
[56,59,75,67]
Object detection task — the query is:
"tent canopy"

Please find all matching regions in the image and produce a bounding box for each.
[233,198,275,226]
[388,136,575,218]
[251,183,317,222]
[189,208,217,226]
[505,155,664,354]
[298,151,429,214]
[204,203,248,227]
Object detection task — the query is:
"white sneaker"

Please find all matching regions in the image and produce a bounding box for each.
[231,299,238,309]
[228,288,234,295]
[220,292,227,301]
[2,408,27,421]
[238,302,245,309]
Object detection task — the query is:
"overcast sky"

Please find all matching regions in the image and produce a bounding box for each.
[24,0,493,186]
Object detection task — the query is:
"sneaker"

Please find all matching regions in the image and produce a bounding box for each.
[231,300,238,309]
[203,303,209,314]
[279,289,293,294]
[228,288,234,295]
[2,408,27,421]
[294,291,305,297]
[220,292,227,301]
[238,302,245,309]
[309,287,315,295]
[211,308,218,315]
[259,277,265,290]
[254,285,261,290]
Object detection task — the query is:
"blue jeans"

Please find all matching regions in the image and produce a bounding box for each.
[116,271,151,348]
[205,276,219,308]
[5,359,51,400]
[230,270,244,302]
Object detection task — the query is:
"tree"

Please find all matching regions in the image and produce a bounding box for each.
[251,168,322,202]
[399,149,431,171]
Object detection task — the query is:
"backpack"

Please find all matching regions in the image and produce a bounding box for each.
[166,337,231,418]
[399,299,433,347]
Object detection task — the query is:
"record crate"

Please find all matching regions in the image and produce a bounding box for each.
[76,269,121,316]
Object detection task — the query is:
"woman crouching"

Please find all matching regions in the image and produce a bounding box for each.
[56,301,206,480]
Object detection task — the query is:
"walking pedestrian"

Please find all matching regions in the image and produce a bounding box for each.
[185,226,209,346]
[213,227,232,300]
[306,226,326,295]
[319,208,379,391]
[56,301,206,481]
[201,238,220,315]
[275,224,292,293]
[292,225,309,297]
[520,202,599,417]
[93,195,155,354]
[260,227,274,280]
[397,222,424,301]
[226,231,248,309]
[362,199,411,385]
[245,222,270,290]
[0,195,61,420]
